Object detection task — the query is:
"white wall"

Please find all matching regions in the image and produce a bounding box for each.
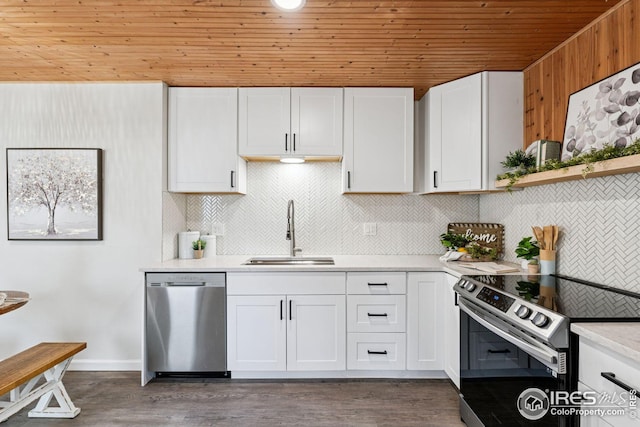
[0,82,166,370]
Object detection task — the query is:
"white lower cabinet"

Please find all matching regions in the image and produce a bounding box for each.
[287,295,346,371]
[227,295,287,371]
[443,273,460,387]
[346,272,407,370]
[578,382,615,427]
[578,337,640,427]
[226,273,346,372]
[406,273,444,371]
[226,271,460,381]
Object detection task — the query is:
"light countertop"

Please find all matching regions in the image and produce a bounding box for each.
[571,323,640,362]
[141,254,519,277]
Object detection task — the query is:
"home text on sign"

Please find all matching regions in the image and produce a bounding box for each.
[464,229,498,244]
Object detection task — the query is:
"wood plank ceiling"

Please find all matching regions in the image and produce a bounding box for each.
[0,0,622,99]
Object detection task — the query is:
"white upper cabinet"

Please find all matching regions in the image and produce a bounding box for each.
[291,88,343,156]
[342,88,414,193]
[168,87,246,193]
[238,87,343,158]
[417,71,523,193]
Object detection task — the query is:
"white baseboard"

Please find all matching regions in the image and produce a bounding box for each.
[69,359,141,371]
[229,370,448,380]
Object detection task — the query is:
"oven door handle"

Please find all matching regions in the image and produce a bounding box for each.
[458,297,559,370]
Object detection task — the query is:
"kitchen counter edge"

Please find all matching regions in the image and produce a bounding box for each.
[140,254,518,277]
[571,323,640,363]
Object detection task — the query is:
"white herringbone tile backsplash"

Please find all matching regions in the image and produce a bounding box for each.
[480,173,640,294]
[184,162,479,256]
[163,162,640,294]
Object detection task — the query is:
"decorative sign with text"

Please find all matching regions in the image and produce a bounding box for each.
[447,223,504,258]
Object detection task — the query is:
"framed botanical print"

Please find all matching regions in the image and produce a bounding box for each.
[562,62,640,161]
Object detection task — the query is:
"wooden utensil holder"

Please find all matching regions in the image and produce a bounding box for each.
[540,249,556,275]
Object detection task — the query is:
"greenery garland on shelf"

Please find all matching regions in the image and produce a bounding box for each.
[496,139,640,190]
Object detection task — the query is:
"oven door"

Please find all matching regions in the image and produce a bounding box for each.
[458,297,571,427]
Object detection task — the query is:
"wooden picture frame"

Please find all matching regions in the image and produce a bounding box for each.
[6,148,103,240]
[562,62,640,161]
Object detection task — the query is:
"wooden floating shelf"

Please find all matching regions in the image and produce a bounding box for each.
[494,154,640,189]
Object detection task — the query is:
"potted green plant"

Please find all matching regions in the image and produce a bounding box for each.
[192,238,207,259]
[515,236,540,271]
[500,149,536,172]
[439,232,470,251]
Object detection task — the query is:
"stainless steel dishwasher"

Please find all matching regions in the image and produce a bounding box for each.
[146,272,228,376]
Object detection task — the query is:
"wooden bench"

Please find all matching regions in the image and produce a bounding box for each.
[0,342,86,422]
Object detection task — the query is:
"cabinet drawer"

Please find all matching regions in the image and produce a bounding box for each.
[228,272,345,295]
[347,333,406,370]
[347,295,406,333]
[579,338,640,403]
[578,381,635,427]
[346,272,406,295]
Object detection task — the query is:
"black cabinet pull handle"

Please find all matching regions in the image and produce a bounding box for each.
[488,349,511,354]
[601,372,635,393]
[433,171,438,188]
[367,313,388,317]
[293,133,296,152]
[280,300,283,320]
[347,171,351,189]
[289,299,292,321]
[230,170,235,188]
[367,350,388,355]
[285,133,288,152]
[367,283,388,286]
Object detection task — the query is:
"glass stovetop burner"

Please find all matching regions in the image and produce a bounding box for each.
[462,274,640,321]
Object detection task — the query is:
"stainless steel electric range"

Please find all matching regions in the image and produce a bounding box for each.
[454,274,640,427]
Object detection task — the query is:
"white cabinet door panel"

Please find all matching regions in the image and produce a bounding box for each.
[407,273,444,371]
[287,295,346,371]
[291,88,343,156]
[343,88,413,193]
[227,295,286,371]
[443,273,460,387]
[238,88,290,156]
[168,87,245,193]
[430,73,482,192]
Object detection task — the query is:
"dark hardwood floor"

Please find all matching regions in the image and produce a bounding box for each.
[3,372,465,426]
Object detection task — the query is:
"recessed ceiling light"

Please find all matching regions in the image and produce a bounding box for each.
[271,0,306,11]
[280,157,305,164]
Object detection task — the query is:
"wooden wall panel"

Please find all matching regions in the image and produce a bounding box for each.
[524,0,640,146]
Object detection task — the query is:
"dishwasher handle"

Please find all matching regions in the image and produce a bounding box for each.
[147,281,225,287]
[166,282,206,286]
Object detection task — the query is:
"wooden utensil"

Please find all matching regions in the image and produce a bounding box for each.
[552,225,559,250]
[543,225,553,250]
[532,226,545,249]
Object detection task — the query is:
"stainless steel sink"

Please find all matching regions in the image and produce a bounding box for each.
[243,256,335,265]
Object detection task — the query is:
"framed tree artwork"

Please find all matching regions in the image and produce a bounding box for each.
[6,148,103,240]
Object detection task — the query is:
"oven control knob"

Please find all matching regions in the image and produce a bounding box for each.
[515,304,531,319]
[466,283,477,292]
[531,312,550,328]
[458,280,467,289]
